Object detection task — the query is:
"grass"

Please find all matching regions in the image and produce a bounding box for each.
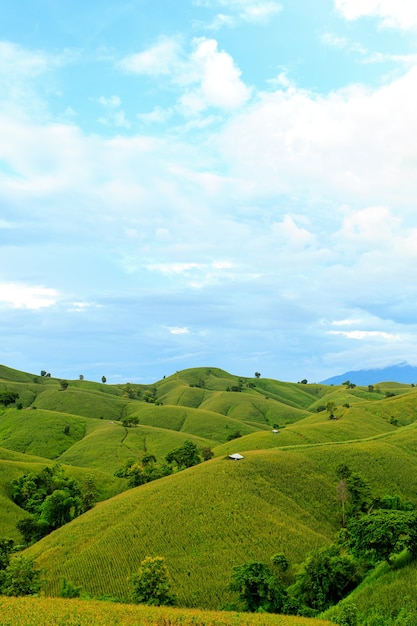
[2,364,417,619]
[0,408,86,458]
[0,596,336,625]
[25,451,338,608]
[323,557,417,624]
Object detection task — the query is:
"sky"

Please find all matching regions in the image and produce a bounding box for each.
[1,0,417,384]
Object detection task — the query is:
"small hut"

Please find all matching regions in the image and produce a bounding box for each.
[228,453,244,460]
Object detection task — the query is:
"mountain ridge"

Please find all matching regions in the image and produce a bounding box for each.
[320,361,417,386]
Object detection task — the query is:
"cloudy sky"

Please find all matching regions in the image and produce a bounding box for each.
[1,0,417,384]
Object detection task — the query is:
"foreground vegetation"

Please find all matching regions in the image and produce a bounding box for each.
[2,364,417,623]
[0,596,335,626]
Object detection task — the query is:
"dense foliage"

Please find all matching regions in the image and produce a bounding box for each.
[131,556,175,606]
[12,464,95,544]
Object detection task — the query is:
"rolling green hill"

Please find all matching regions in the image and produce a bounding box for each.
[2,364,417,623]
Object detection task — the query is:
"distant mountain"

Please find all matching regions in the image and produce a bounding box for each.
[321,362,417,386]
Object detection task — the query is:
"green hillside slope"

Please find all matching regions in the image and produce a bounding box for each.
[2,364,417,621]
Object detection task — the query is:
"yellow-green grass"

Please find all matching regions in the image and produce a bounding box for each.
[157,367,245,392]
[0,596,336,626]
[246,380,330,410]
[158,383,210,409]
[58,420,215,472]
[0,364,40,383]
[357,391,417,426]
[323,557,417,624]
[32,387,128,420]
[25,424,417,609]
[128,403,264,442]
[25,450,339,608]
[199,393,311,427]
[0,408,87,458]
[214,403,397,456]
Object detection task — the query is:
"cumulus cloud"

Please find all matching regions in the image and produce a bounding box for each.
[182,37,252,111]
[217,64,417,207]
[119,36,251,115]
[0,283,58,310]
[335,0,417,30]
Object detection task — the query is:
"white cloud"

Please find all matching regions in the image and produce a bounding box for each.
[120,36,251,115]
[169,327,190,335]
[147,262,202,274]
[217,64,417,206]
[97,95,130,128]
[119,38,183,75]
[328,330,401,340]
[187,37,252,111]
[331,319,362,326]
[138,106,173,124]
[0,41,50,78]
[195,0,282,25]
[335,0,417,30]
[0,282,58,310]
[68,301,100,313]
[98,95,121,108]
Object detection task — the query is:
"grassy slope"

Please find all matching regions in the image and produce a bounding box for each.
[323,557,417,624]
[2,364,417,619]
[25,421,417,609]
[25,450,338,608]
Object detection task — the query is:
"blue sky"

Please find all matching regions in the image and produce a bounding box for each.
[1,0,417,384]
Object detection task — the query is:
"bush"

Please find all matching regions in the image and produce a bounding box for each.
[1,556,41,596]
[131,556,175,606]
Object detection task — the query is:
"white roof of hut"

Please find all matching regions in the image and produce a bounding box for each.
[228,453,244,460]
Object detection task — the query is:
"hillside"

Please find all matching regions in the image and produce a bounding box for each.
[1,365,417,622]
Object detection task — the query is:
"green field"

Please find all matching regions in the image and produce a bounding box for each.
[0,596,335,626]
[1,365,417,623]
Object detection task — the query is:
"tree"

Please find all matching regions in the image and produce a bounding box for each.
[114,457,172,488]
[300,379,308,384]
[229,561,286,613]
[40,489,76,529]
[60,380,68,391]
[348,510,417,567]
[12,464,86,543]
[131,556,174,606]
[60,578,82,598]
[101,376,106,384]
[289,545,360,613]
[16,517,49,544]
[326,401,336,418]
[1,556,41,596]
[123,383,136,399]
[368,385,374,393]
[165,440,201,470]
[254,372,261,378]
[0,391,19,407]
[200,446,214,461]
[79,375,84,380]
[121,416,139,428]
[0,539,14,571]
